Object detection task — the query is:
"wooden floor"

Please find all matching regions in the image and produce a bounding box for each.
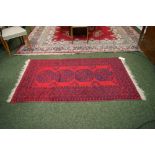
[139,26,155,64]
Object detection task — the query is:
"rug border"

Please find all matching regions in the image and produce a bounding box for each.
[7,59,31,103]
[119,57,146,100]
[14,49,142,56]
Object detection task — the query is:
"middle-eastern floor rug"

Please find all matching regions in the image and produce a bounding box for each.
[7,58,145,103]
[16,26,140,55]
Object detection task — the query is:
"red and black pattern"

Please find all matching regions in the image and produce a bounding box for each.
[11,58,141,103]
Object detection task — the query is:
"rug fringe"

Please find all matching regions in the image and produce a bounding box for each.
[7,59,30,103]
[119,57,146,100]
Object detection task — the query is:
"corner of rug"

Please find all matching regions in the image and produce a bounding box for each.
[118,57,146,101]
[7,59,31,103]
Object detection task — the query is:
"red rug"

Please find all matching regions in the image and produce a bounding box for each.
[53,26,116,41]
[9,58,143,103]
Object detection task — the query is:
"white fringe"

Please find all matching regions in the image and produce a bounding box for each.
[7,59,30,103]
[119,57,146,100]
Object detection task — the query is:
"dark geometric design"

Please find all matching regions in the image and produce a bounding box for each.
[75,69,94,82]
[10,58,141,103]
[95,69,113,81]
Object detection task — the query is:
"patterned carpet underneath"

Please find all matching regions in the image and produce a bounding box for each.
[16,26,140,55]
